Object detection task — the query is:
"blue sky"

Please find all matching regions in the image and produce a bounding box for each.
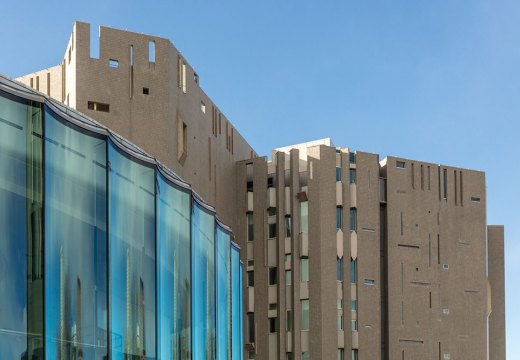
[2,0,518,356]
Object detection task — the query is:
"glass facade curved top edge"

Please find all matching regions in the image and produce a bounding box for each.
[0,76,229,231]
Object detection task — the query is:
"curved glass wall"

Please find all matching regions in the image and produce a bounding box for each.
[157,174,191,359]
[231,246,241,360]
[44,108,107,360]
[0,81,243,360]
[216,226,231,360]
[192,202,216,360]
[109,141,156,360]
[0,91,43,359]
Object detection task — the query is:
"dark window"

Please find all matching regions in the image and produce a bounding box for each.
[443,169,448,199]
[268,267,278,285]
[247,213,254,241]
[349,152,356,164]
[351,300,357,311]
[267,176,274,188]
[269,317,277,333]
[267,207,276,216]
[286,310,293,331]
[268,223,277,238]
[247,181,253,192]
[247,312,255,342]
[87,101,110,113]
[285,215,292,237]
[247,271,254,287]
[143,87,150,95]
[336,206,342,229]
[349,169,357,184]
[337,257,343,281]
[396,160,406,169]
[336,167,342,182]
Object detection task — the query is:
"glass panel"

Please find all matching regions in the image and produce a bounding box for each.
[300,258,309,282]
[109,141,156,359]
[216,226,231,360]
[192,202,216,360]
[300,201,308,233]
[0,91,43,359]
[300,300,309,330]
[231,246,241,360]
[336,206,342,229]
[157,174,191,359]
[45,108,107,359]
[350,259,357,284]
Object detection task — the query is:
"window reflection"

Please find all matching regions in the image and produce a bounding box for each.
[109,141,156,360]
[44,108,108,360]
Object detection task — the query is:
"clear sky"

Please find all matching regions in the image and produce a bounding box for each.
[1,0,518,356]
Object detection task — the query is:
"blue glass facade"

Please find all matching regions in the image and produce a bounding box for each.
[0,80,243,359]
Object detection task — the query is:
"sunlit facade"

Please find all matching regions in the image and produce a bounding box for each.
[0,76,243,360]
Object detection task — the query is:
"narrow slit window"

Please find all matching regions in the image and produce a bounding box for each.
[443,169,448,199]
[148,41,155,63]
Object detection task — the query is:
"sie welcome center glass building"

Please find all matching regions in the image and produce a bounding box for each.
[0,75,244,360]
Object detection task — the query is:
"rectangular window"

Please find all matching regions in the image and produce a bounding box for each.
[300,258,309,282]
[247,271,254,287]
[302,352,310,360]
[337,257,343,281]
[268,223,277,239]
[338,349,344,360]
[200,101,206,113]
[301,299,310,330]
[286,310,293,331]
[285,254,292,264]
[267,176,274,188]
[269,317,277,333]
[87,101,110,113]
[337,314,344,330]
[349,169,357,184]
[269,303,277,311]
[350,259,357,283]
[247,312,255,343]
[349,152,356,164]
[336,167,342,182]
[285,215,292,237]
[364,279,375,285]
[109,59,119,68]
[247,259,254,267]
[268,267,278,285]
[247,213,254,241]
[396,160,406,169]
[337,299,343,309]
[471,196,481,203]
[36,76,40,91]
[46,72,51,96]
[267,207,276,216]
[286,353,293,360]
[352,349,358,360]
[285,270,292,285]
[351,319,358,331]
[349,208,357,232]
[336,206,343,229]
[351,300,357,311]
[177,55,186,93]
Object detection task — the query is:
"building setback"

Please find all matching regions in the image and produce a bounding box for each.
[12,22,506,360]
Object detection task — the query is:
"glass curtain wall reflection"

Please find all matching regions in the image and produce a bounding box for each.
[157,174,191,359]
[231,246,241,360]
[44,108,108,360]
[0,91,43,360]
[239,263,244,360]
[109,141,156,360]
[216,226,231,360]
[192,202,216,360]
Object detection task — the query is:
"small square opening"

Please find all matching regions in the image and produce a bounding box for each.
[143,87,150,95]
[109,59,119,68]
